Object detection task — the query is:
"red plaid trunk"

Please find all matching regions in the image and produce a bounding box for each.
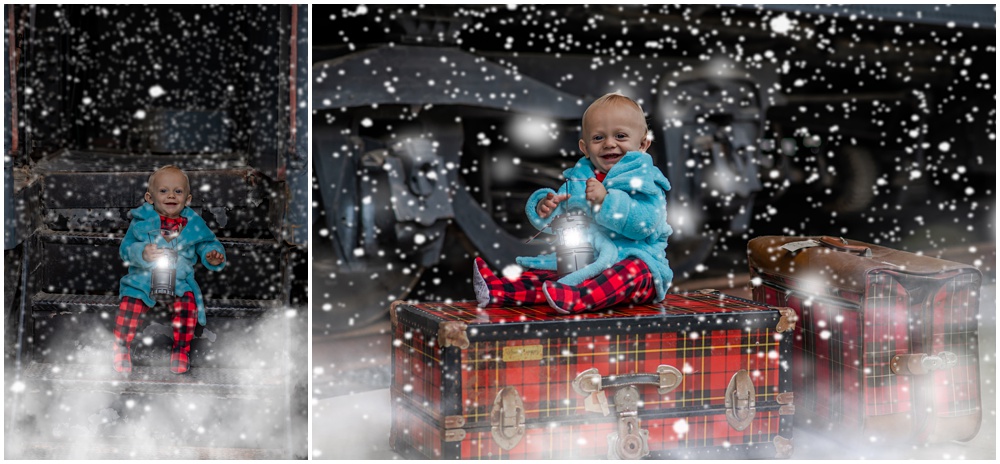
[390,292,795,459]
[748,236,982,444]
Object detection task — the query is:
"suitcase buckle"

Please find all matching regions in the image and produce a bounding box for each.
[725,370,756,430]
[890,352,958,375]
[490,386,525,450]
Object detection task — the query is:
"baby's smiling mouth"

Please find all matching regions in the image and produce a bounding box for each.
[601,153,622,161]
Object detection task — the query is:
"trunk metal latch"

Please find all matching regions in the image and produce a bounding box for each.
[725,369,756,430]
[490,386,525,450]
[572,366,682,459]
[608,386,650,460]
[572,365,683,417]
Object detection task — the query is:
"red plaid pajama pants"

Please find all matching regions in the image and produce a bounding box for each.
[114,292,197,374]
[474,256,656,313]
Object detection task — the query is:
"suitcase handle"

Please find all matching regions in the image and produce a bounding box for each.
[573,365,684,397]
[817,236,872,257]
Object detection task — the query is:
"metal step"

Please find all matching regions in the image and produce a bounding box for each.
[21,363,284,399]
[10,442,288,460]
[32,292,281,318]
[33,150,255,202]
[33,149,249,172]
[37,228,282,250]
[29,292,290,367]
[32,229,287,301]
[33,149,273,234]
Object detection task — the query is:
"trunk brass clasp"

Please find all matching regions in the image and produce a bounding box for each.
[725,369,756,430]
[490,386,525,450]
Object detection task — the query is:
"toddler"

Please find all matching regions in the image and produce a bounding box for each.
[114,165,226,374]
[474,93,673,313]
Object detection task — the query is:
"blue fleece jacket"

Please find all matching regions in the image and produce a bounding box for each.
[118,203,226,325]
[516,151,674,300]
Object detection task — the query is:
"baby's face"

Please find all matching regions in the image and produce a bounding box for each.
[145,169,192,218]
[578,102,650,174]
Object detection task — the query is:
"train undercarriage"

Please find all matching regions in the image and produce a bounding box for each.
[311,4,995,333]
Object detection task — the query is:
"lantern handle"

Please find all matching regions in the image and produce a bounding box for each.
[524,229,545,244]
[523,177,590,244]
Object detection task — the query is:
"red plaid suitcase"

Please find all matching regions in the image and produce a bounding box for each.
[747,236,982,444]
[389,291,795,459]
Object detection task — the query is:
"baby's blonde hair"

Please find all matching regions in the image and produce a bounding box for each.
[147,165,191,193]
[581,92,649,139]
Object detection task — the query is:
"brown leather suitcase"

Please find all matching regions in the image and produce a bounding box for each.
[747,235,982,444]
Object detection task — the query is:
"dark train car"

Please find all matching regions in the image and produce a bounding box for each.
[4,5,308,458]
[311,4,994,332]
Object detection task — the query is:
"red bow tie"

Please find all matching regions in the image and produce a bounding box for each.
[160,216,188,235]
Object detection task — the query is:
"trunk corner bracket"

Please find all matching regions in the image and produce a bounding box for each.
[438,321,470,349]
[775,307,798,333]
[390,300,405,327]
[773,435,793,459]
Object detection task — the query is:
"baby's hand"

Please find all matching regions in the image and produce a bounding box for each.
[142,243,163,262]
[205,250,225,266]
[537,192,570,219]
[585,178,607,207]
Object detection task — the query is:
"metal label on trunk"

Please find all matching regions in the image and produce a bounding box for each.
[502,345,543,362]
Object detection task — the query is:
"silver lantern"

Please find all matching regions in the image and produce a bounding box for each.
[148,231,179,300]
[550,209,595,276]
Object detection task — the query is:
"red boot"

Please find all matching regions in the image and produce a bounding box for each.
[472,256,555,307]
[113,297,149,374]
[170,293,198,374]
